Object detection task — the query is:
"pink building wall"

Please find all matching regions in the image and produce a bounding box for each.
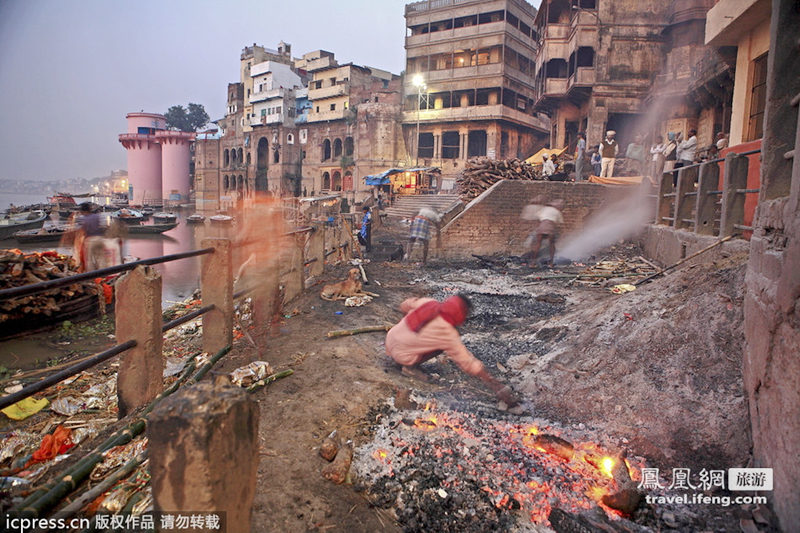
[157,131,195,203]
[119,113,166,205]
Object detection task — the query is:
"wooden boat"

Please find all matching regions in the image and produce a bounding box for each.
[185,214,206,224]
[209,215,234,225]
[110,209,145,225]
[13,225,73,244]
[152,212,178,223]
[126,222,178,234]
[0,211,48,240]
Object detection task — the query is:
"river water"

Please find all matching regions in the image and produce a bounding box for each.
[0,192,231,308]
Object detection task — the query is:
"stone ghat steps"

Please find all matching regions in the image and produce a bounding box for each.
[383,194,462,219]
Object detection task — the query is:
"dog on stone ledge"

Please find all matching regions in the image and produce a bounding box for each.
[320,268,379,301]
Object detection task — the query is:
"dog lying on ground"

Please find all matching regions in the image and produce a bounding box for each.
[320,268,379,301]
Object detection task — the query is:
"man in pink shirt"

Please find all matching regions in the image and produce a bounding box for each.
[385,294,521,407]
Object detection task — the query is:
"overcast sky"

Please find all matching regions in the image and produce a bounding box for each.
[0,0,420,182]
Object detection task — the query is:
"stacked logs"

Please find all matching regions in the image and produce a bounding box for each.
[456,157,546,201]
[0,249,100,322]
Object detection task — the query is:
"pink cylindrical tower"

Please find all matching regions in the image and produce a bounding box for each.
[119,113,165,205]
[156,130,196,205]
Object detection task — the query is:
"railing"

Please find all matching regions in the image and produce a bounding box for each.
[0,216,356,412]
[654,149,761,238]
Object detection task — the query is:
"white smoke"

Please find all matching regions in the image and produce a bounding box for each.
[558,187,654,261]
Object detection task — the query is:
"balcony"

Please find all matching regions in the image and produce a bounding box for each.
[569,67,595,88]
[543,78,568,96]
[308,83,349,100]
[405,21,506,48]
[306,109,347,123]
[538,39,569,67]
[401,104,547,130]
[250,114,286,127]
[407,63,504,89]
[250,87,287,104]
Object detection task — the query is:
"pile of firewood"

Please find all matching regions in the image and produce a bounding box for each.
[0,249,100,322]
[456,157,546,201]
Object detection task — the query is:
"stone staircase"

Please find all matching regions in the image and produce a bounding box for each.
[383,194,462,219]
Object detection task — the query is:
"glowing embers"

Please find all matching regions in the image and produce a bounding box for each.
[356,405,645,530]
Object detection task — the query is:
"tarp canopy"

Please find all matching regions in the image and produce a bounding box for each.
[588,175,656,186]
[364,167,439,186]
[525,147,567,165]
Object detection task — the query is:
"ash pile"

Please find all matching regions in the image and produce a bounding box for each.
[353,396,654,533]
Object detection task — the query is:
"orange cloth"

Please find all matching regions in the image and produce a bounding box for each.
[25,425,74,468]
[385,298,485,376]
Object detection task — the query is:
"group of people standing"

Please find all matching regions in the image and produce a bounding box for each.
[571,128,724,185]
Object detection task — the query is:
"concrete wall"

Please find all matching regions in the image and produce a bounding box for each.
[440,180,634,257]
[640,224,750,267]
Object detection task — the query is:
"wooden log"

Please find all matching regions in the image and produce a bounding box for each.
[327,325,392,338]
[321,440,353,484]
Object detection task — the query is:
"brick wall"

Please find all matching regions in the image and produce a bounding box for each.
[440,180,635,258]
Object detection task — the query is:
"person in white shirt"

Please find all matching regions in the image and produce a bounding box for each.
[649,135,666,183]
[677,129,698,167]
[542,153,556,177]
[521,197,564,267]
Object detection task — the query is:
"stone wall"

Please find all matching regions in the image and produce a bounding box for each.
[440,181,639,258]
[741,1,800,529]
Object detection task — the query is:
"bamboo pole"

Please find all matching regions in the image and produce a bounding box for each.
[12,346,231,519]
[49,453,146,521]
[634,235,734,286]
[327,325,392,338]
[246,369,294,393]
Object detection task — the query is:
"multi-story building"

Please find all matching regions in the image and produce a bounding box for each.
[403,0,549,185]
[532,0,669,153]
[300,55,404,197]
[194,44,405,212]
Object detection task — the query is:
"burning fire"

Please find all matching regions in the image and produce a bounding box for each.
[358,405,642,529]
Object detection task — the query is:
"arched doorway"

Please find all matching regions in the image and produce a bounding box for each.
[332,171,342,191]
[322,172,331,190]
[256,137,269,192]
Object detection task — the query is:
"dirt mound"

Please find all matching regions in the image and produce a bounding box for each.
[513,257,750,472]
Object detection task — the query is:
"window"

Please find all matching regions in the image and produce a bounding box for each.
[747,53,768,142]
[442,131,460,159]
[418,133,434,159]
[468,130,487,158]
[330,103,336,111]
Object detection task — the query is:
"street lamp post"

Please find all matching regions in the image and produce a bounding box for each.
[412,74,426,167]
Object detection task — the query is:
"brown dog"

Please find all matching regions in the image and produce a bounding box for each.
[320,268,379,301]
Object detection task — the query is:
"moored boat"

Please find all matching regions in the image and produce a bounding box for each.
[186,214,206,224]
[209,215,234,225]
[127,222,178,234]
[12,225,73,244]
[152,212,178,223]
[0,211,48,240]
[110,209,145,225]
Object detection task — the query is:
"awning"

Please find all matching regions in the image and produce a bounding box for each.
[525,147,567,165]
[364,167,440,186]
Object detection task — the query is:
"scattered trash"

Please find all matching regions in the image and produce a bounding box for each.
[50,396,85,416]
[344,295,373,307]
[24,425,74,468]
[335,311,343,315]
[2,397,50,421]
[610,284,636,294]
[230,361,273,388]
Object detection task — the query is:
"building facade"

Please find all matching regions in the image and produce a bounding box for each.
[403,0,550,185]
[194,44,405,212]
